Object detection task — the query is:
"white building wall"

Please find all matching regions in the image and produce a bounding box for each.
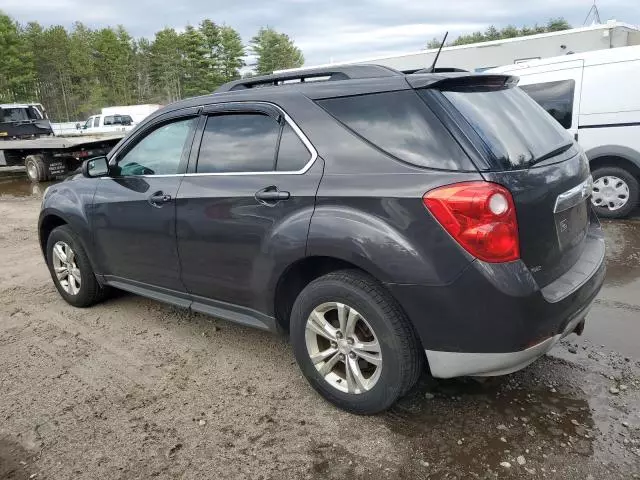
[278,23,639,73]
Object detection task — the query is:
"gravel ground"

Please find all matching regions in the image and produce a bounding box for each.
[0,187,639,480]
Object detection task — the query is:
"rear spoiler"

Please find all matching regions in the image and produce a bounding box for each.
[406,74,519,91]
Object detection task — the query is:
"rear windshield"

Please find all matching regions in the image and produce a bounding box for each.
[439,86,573,169]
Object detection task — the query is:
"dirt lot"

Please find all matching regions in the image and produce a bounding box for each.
[1,180,639,479]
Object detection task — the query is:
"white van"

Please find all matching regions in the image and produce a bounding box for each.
[490,45,640,218]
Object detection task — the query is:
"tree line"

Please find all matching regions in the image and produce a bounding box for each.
[0,11,304,122]
[427,18,572,48]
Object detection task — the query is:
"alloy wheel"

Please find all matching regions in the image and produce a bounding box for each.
[304,302,382,394]
[52,241,82,295]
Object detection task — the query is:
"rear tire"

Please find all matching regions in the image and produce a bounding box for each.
[290,269,424,414]
[25,154,49,183]
[46,225,108,308]
[591,166,639,219]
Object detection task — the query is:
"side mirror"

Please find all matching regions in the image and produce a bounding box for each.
[75,123,81,130]
[81,156,109,178]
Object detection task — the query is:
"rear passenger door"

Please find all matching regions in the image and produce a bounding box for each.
[176,103,323,322]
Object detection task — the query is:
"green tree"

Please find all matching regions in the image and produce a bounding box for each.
[0,12,36,103]
[426,37,442,49]
[133,37,153,103]
[92,26,136,106]
[250,27,304,75]
[547,18,572,32]
[180,25,210,97]
[68,22,99,117]
[441,18,572,47]
[218,26,245,81]
[150,28,183,102]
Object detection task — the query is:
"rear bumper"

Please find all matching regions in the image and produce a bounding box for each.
[425,301,590,378]
[387,218,606,378]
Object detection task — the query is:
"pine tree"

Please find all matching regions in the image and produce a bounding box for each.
[218,26,245,82]
[250,27,304,75]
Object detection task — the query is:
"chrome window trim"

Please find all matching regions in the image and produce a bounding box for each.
[106,101,318,178]
[187,103,317,176]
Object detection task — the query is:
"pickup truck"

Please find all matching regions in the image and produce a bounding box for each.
[77,114,136,134]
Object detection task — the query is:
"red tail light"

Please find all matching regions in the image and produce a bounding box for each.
[423,181,519,263]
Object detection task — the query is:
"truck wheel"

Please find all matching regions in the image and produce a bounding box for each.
[591,166,639,219]
[25,155,49,183]
[290,270,424,414]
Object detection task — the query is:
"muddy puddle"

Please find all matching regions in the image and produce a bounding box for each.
[0,177,55,198]
[308,356,638,480]
[384,375,595,478]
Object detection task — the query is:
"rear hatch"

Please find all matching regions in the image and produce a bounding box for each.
[417,75,592,287]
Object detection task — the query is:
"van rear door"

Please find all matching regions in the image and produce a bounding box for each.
[498,59,584,141]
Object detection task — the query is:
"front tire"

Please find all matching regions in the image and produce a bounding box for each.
[591,166,639,219]
[290,270,424,414]
[46,225,107,308]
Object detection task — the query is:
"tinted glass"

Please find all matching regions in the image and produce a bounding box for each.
[93,117,100,128]
[104,115,114,125]
[118,117,195,176]
[520,80,575,129]
[318,90,473,170]
[1,108,29,122]
[197,114,280,173]
[441,87,573,169]
[27,107,41,120]
[277,124,310,171]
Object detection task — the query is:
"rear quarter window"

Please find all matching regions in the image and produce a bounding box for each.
[317,90,475,171]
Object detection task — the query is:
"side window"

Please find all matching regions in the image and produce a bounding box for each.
[117,117,196,176]
[197,113,280,173]
[104,116,114,126]
[276,124,311,171]
[318,90,473,171]
[93,117,100,128]
[519,80,575,129]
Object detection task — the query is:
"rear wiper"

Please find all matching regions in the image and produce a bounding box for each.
[535,142,573,163]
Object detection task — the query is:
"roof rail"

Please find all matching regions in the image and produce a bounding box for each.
[215,64,403,93]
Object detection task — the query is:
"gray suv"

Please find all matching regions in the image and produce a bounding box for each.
[39,66,605,414]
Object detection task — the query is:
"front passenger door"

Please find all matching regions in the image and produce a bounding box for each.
[91,112,198,293]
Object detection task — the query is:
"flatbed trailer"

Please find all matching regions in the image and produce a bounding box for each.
[0,133,125,182]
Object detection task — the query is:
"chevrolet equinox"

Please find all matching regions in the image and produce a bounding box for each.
[39,65,606,414]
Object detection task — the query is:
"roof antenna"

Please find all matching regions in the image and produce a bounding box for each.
[426,31,449,73]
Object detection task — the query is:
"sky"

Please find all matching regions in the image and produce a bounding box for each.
[2,0,640,66]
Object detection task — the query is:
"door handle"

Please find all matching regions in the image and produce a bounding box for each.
[148,191,172,207]
[255,187,290,204]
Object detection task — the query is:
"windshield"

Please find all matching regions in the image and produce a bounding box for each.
[441,86,574,169]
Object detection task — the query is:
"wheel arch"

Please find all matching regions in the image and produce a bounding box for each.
[586,146,640,178]
[273,256,384,333]
[38,209,102,280]
[38,212,68,256]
